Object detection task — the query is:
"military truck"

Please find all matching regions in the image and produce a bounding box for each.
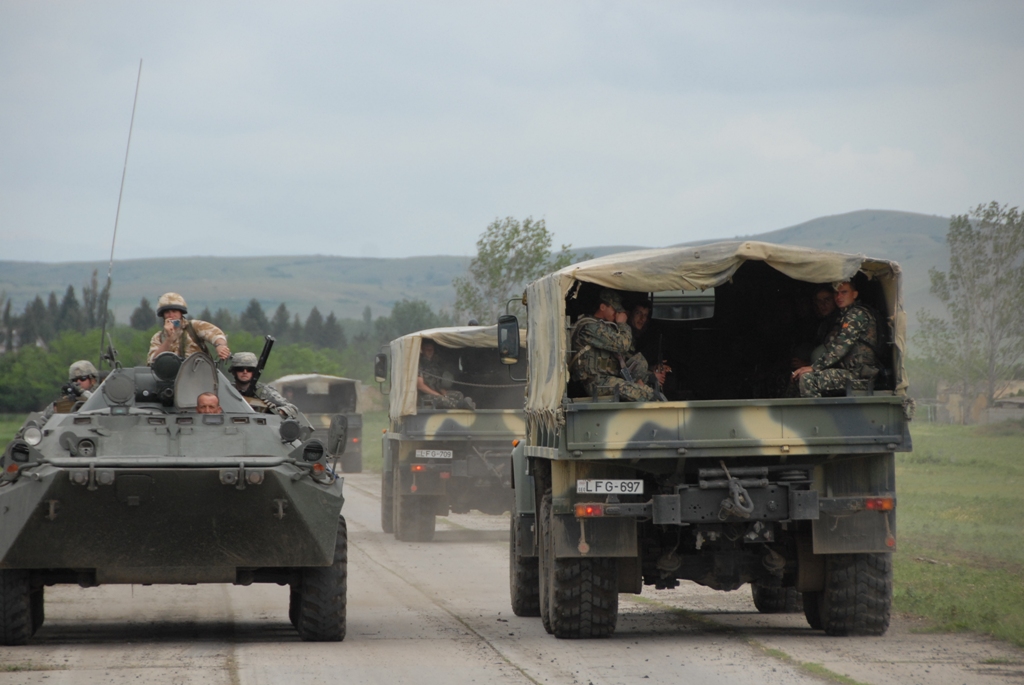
[498,242,913,638]
[0,352,348,645]
[269,374,364,474]
[374,325,528,542]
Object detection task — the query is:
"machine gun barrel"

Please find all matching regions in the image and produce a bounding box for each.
[252,335,275,385]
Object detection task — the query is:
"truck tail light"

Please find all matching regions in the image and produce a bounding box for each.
[439,472,451,480]
[411,464,426,472]
[574,503,604,518]
[865,497,895,511]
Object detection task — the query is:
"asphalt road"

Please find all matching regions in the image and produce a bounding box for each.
[3,473,1022,685]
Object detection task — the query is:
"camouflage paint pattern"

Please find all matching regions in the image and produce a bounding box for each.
[147,319,227,364]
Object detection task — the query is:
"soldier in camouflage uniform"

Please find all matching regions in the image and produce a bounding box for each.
[417,339,475,409]
[570,290,665,402]
[42,360,100,419]
[228,352,298,418]
[794,281,880,398]
[147,292,231,364]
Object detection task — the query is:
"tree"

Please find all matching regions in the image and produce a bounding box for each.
[58,286,82,333]
[916,202,1024,410]
[240,299,270,335]
[375,299,453,343]
[305,307,324,347]
[271,303,291,339]
[321,312,346,349]
[130,297,156,330]
[211,308,236,332]
[453,216,586,324]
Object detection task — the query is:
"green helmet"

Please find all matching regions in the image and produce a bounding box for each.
[229,352,258,372]
[69,360,99,381]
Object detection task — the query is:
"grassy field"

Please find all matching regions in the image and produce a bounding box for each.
[4,409,1022,646]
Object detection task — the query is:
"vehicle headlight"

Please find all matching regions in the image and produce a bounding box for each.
[23,427,42,446]
[302,441,325,463]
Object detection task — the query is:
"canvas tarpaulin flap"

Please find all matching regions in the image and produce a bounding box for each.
[389,324,528,418]
[524,241,907,431]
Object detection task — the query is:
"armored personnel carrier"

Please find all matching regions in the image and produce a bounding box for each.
[499,242,914,638]
[268,374,364,474]
[0,352,348,645]
[375,324,528,541]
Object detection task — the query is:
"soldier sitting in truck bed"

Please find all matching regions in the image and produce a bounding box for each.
[570,289,666,401]
[417,339,475,409]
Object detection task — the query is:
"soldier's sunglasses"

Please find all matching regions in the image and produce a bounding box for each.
[72,376,92,382]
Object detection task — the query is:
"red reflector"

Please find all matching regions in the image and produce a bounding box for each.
[865,497,895,511]
[512,439,520,447]
[886,535,896,548]
[352,437,359,443]
[574,502,604,518]
[312,463,325,473]
[411,464,426,472]
[439,472,451,479]
[5,464,18,474]
[410,484,417,492]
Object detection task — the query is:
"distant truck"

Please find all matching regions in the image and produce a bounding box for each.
[498,242,913,638]
[269,374,364,474]
[375,325,528,541]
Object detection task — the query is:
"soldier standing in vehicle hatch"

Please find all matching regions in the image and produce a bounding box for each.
[793,280,880,397]
[570,290,666,402]
[228,352,298,418]
[147,292,231,364]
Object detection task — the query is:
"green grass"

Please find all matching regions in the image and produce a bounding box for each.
[360,409,389,473]
[894,421,1024,646]
[0,413,27,453]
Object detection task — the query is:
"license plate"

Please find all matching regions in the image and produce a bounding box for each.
[416,449,453,459]
[576,479,644,495]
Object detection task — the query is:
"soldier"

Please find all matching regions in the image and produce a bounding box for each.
[417,339,475,409]
[196,392,223,414]
[570,290,665,402]
[793,281,880,397]
[147,292,231,364]
[43,360,100,418]
[228,352,298,418]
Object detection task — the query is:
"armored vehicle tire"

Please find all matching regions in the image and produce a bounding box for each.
[381,469,395,534]
[30,588,44,636]
[751,579,803,614]
[289,588,301,628]
[340,452,363,474]
[820,553,892,636]
[540,492,618,639]
[802,591,824,630]
[296,516,348,642]
[0,570,32,646]
[510,512,540,617]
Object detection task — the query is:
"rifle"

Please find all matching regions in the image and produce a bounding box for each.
[252,335,275,386]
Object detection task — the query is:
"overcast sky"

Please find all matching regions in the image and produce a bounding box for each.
[2,1,1022,263]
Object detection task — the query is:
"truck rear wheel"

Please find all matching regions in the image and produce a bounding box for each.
[289,588,301,627]
[540,492,618,638]
[820,553,892,636]
[751,579,803,613]
[395,479,436,542]
[802,591,824,630]
[381,469,395,534]
[510,512,540,617]
[296,516,348,642]
[30,587,44,636]
[0,569,32,646]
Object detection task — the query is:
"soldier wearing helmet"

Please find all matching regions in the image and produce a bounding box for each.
[42,360,100,418]
[228,352,298,418]
[147,292,232,365]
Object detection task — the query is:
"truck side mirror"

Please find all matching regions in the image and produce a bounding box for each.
[498,315,520,365]
[374,353,389,383]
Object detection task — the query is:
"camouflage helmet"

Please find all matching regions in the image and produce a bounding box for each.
[156,292,188,317]
[229,352,259,372]
[69,360,99,381]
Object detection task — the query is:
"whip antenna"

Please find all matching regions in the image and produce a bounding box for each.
[98,58,143,368]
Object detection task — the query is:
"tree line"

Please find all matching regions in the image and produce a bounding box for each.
[1,270,112,352]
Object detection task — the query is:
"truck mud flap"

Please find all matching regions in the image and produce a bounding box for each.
[552,513,636,558]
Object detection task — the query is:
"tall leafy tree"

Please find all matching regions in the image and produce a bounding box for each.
[375,299,453,343]
[130,297,156,331]
[916,201,1024,409]
[453,216,586,324]
[240,299,270,335]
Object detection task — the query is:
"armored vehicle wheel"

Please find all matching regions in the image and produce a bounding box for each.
[751,579,803,613]
[820,553,891,636]
[0,569,32,646]
[381,469,395,534]
[340,452,363,474]
[510,511,540,617]
[289,588,301,628]
[394,477,436,542]
[540,492,618,638]
[296,516,348,642]
[802,591,824,630]
[30,587,44,636]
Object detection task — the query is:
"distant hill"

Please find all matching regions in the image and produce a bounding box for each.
[0,210,951,327]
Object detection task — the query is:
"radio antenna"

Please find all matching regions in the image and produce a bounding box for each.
[98,58,143,368]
